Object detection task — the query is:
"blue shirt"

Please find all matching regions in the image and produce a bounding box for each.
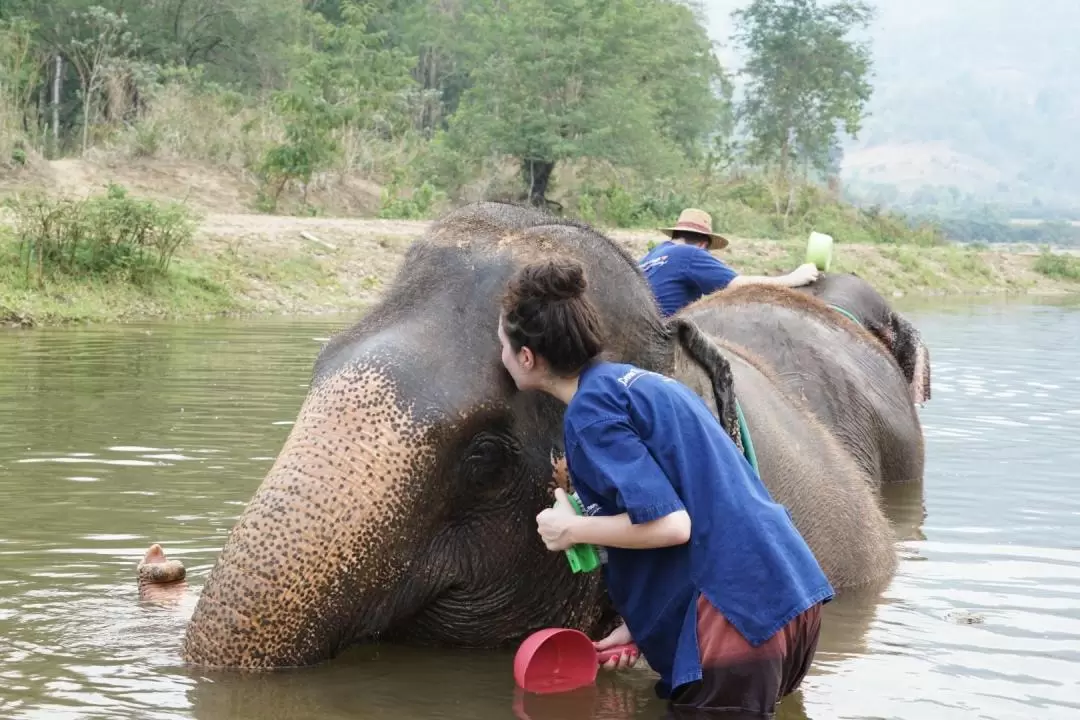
[638,241,738,317]
[563,361,835,697]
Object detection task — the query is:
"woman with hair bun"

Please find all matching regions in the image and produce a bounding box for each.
[496,258,834,718]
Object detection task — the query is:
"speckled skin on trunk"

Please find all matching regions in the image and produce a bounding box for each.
[179,202,926,670]
[181,202,670,669]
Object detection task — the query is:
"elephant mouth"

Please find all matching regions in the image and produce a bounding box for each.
[339,545,526,650]
[387,588,496,646]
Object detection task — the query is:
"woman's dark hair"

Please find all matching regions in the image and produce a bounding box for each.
[501,258,606,376]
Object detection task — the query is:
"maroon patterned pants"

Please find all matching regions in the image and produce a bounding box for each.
[667,595,823,719]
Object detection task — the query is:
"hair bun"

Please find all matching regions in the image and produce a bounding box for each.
[501,256,606,374]
[522,258,587,302]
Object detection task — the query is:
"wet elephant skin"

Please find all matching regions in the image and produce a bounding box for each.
[180,202,922,669]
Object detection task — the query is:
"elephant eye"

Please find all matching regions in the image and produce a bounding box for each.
[461,430,519,481]
[439,409,524,514]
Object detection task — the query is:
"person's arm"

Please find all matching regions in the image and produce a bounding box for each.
[562,496,690,549]
[728,262,820,288]
[536,418,691,551]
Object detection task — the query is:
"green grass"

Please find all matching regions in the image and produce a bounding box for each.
[3,216,1078,328]
[0,222,376,326]
[1033,250,1080,282]
[0,232,240,325]
[740,240,1007,295]
[567,177,949,249]
[626,230,1014,296]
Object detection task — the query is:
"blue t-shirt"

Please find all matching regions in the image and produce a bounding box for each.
[638,241,738,317]
[563,361,834,697]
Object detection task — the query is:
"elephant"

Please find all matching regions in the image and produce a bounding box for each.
[678,279,927,488]
[176,201,919,670]
[796,271,931,407]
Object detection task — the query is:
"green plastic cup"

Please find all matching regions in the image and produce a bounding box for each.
[806,231,834,272]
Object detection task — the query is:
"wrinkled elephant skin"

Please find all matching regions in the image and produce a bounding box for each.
[681,282,927,488]
[796,272,931,407]
[179,202,922,670]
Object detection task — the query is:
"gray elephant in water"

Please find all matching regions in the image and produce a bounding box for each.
[174,202,925,670]
[796,272,931,407]
[678,277,928,489]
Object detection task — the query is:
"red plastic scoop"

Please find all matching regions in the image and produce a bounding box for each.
[513,628,640,694]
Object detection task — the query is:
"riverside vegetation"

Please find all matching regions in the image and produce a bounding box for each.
[1,0,1078,326]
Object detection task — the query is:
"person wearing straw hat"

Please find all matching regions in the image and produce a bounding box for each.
[639,208,820,317]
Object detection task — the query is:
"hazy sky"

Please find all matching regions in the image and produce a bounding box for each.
[700,0,1072,78]
[696,1,1080,204]
[701,0,913,74]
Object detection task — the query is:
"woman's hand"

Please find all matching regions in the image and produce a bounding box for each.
[594,621,639,671]
[535,487,580,551]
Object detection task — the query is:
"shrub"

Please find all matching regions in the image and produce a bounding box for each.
[561,174,948,248]
[574,184,693,228]
[1033,250,1080,282]
[378,176,444,219]
[10,184,197,284]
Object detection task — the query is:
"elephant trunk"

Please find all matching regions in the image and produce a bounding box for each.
[889,311,932,405]
[181,364,440,669]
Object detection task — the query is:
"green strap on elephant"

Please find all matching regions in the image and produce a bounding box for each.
[735,399,759,474]
[828,304,862,327]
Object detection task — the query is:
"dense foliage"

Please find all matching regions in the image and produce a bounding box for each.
[0,0,964,246]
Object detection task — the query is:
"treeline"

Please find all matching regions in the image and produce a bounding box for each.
[1,0,946,245]
[849,180,1080,246]
[933,218,1080,248]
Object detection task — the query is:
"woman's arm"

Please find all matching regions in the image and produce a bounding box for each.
[536,488,691,551]
[569,509,691,549]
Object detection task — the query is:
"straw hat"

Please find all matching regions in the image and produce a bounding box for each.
[658,208,729,250]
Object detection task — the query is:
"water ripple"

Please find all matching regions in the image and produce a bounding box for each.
[0,304,1078,719]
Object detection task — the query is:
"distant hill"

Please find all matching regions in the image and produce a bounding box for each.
[703,0,1080,218]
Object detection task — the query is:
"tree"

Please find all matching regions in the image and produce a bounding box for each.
[258,1,417,207]
[437,0,730,205]
[0,17,42,164]
[732,0,874,195]
[118,0,307,88]
[65,6,139,154]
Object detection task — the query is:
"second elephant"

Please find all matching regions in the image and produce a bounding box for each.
[680,281,927,488]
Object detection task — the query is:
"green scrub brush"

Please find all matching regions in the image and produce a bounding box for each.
[558,492,602,573]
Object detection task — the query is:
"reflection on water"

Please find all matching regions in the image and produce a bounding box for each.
[0,301,1078,720]
[799,300,1080,720]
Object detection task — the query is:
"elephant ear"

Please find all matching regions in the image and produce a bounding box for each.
[668,317,743,452]
[887,311,932,405]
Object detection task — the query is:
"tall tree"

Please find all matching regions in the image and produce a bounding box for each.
[257,1,417,204]
[64,6,139,154]
[437,0,730,205]
[732,0,873,186]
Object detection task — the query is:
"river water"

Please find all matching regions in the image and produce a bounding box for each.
[1,297,1078,720]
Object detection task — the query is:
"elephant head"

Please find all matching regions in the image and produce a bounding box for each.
[180,202,677,669]
[797,272,931,406]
